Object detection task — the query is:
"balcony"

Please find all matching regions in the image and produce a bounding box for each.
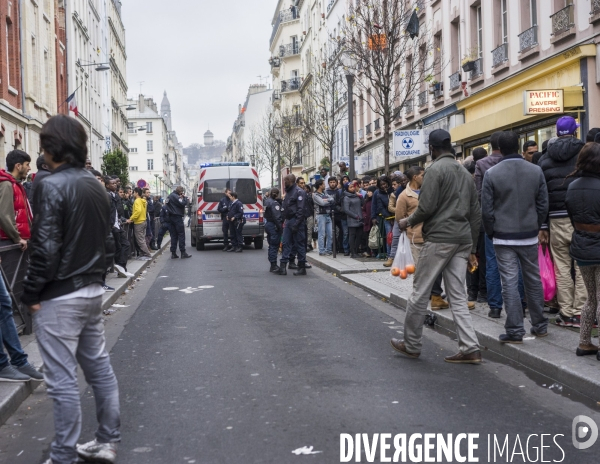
[491,43,508,68]
[404,99,414,116]
[471,58,483,79]
[272,91,281,106]
[518,25,538,53]
[449,71,461,91]
[366,123,372,137]
[284,113,303,127]
[269,57,281,69]
[327,0,336,13]
[551,4,574,37]
[417,90,428,108]
[358,129,364,140]
[374,118,381,132]
[591,0,600,23]
[279,43,299,58]
[335,91,348,109]
[280,77,302,93]
[269,7,298,47]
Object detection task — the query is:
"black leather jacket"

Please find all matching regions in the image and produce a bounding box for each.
[22,164,114,305]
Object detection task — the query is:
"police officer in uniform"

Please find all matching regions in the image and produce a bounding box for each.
[227,192,245,252]
[278,174,308,276]
[264,188,283,272]
[166,186,192,259]
[218,188,233,251]
[156,203,170,248]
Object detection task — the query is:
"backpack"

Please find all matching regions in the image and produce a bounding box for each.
[368,224,381,250]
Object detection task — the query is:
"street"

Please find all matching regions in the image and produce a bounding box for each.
[1,242,599,463]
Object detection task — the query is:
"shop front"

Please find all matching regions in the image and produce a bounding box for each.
[450,44,595,157]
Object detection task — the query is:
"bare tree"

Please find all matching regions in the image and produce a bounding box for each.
[342,0,440,174]
[276,105,303,171]
[300,40,347,168]
[253,111,280,188]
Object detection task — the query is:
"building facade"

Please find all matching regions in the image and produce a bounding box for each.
[350,0,600,176]
[108,0,128,154]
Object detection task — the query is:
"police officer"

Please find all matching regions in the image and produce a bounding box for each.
[288,178,313,270]
[278,174,308,276]
[166,186,192,259]
[156,203,170,248]
[264,188,283,272]
[227,192,245,252]
[218,188,233,251]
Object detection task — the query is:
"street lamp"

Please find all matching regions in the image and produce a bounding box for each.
[154,173,159,195]
[273,122,282,188]
[77,59,110,72]
[341,52,356,179]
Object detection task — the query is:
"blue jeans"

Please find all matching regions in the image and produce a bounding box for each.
[317,214,332,254]
[0,274,28,369]
[485,235,527,311]
[341,219,349,253]
[384,220,393,257]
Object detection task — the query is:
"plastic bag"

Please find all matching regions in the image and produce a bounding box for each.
[390,232,415,279]
[368,224,381,249]
[538,245,556,301]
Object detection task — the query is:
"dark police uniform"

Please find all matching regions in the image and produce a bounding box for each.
[264,197,283,265]
[227,199,245,250]
[281,184,307,266]
[165,191,189,253]
[156,204,170,248]
[217,194,232,250]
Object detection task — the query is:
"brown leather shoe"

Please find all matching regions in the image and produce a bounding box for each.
[383,258,394,267]
[390,339,420,358]
[467,301,475,310]
[444,350,482,364]
[430,295,449,310]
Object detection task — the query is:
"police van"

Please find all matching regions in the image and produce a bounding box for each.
[190,162,264,250]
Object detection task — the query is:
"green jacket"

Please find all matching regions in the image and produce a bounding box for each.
[407,154,481,253]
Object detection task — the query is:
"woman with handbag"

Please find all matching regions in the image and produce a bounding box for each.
[362,186,376,256]
[565,142,600,360]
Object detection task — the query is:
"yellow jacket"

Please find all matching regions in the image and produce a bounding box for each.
[130,198,147,224]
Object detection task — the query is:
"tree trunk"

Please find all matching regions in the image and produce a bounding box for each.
[383,117,390,175]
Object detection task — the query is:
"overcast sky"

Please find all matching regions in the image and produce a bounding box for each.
[122,0,275,147]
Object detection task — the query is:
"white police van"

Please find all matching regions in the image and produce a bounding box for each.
[190,162,264,250]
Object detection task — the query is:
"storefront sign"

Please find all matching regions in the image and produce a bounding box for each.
[393,130,424,158]
[523,89,564,115]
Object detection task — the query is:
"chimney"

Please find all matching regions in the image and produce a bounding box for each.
[138,94,144,112]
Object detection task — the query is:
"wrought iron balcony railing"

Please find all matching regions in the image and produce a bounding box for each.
[418,90,428,107]
[492,42,508,68]
[471,58,483,78]
[280,78,302,93]
[593,0,600,14]
[366,123,372,135]
[270,7,299,47]
[518,25,538,52]
[272,91,281,104]
[551,4,574,36]
[404,99,414,115]
[269,57,281,68]
[358,129,364,139]
[449,71,461,90]
[279,43,300,58]
[374,118,380,131]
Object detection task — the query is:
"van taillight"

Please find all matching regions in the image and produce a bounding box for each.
[197,210,203,224]
[259,209,263,224]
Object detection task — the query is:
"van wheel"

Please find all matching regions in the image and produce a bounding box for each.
[254,237,264,250]
[196,236,205,251]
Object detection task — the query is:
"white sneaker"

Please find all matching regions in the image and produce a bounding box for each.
[77,439,117,463]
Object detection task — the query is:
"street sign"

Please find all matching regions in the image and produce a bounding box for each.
[523,89,564,115]
[137,179,147,188]
[393,130,424,158]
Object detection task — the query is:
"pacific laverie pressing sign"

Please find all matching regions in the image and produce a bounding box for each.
[393,130,424,159]
[523,89,564,115]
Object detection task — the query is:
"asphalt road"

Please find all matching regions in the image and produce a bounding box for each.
[2,240,600,463]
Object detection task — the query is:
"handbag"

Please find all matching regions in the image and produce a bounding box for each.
[538,245,556,301]
[368,224,381,250]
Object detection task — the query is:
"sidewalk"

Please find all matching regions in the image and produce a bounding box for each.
[0,243,169,426]
[307,252,600,401]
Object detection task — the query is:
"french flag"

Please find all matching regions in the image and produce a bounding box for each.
[66,90,78,117]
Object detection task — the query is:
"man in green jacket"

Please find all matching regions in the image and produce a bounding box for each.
[391,129,482,364]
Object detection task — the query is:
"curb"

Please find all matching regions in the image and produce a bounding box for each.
[0,243,169,427]
[308,255,600,401]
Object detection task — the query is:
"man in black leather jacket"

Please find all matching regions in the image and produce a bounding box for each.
[21,114,121,464]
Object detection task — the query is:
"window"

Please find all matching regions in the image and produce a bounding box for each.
[146,140,153,152]
[147,159,154,170]
[476,7,483,57]
[203,179,257,204]
[146,122,153,133]
[130,166,138,171]
[130,147,138,153]
[501,0,508,43]
[530,0,537,26]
